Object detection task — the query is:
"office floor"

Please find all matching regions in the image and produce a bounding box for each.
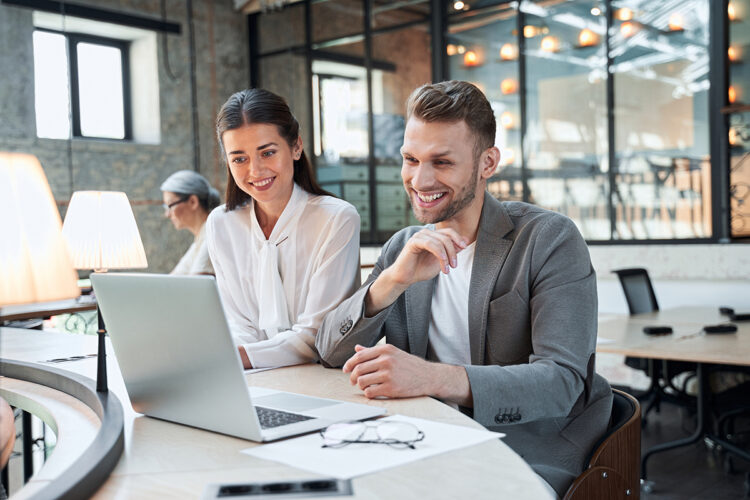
[597,353,750,499]
[640,404,750,499]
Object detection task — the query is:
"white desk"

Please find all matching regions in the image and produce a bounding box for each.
[0,328,552,499]
[0,296,96,323]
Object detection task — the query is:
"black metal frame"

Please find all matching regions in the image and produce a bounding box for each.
[516,5,529,202]
[605,2,617,241]
[0,359,125,500]
[364,0,377,243]
[710,0,731,242]
[247,0,741,245]
[187,0,200,172]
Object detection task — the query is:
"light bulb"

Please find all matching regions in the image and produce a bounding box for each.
[578,28,598,47]
[620,21,637,38]
[501,79,518,95]
[668,13,683,31]
[540,35,559,52]
[500,43,518,60]
[464,50,480,67]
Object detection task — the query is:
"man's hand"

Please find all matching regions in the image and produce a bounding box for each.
[366,228,468,315]
[390,227,468,284]
[238,346,252,369]
[342,344,473,407]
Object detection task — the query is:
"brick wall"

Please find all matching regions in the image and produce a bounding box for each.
[0,0,248,273]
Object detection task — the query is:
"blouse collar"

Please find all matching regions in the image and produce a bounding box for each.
[249,182,308,244]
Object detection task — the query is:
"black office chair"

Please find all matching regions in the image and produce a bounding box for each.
[612,268,660,316]
[612,268,695,424]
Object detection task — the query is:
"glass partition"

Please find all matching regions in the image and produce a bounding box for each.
[729,0,750,238]
[371,0,429,30]
[259,53,313,156]
[251,0,740,243]
[524,0,610,239]
[257,3,305,53]
[448,3,524,204]
[312,59,371,234]
[312,0,364,44]
[611,0,712,239]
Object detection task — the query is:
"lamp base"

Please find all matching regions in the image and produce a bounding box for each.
[96,304,108,393]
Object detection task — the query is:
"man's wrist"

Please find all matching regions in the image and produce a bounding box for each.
[427,362,472,407]
[365,267,409,316]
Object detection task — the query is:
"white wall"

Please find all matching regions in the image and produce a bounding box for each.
[589,243,750,313]
[362,243,750,315]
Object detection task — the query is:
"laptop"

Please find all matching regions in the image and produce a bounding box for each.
[91,272,385,442]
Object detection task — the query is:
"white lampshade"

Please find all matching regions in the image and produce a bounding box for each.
[62,191,148,270]
[0,152,80,306]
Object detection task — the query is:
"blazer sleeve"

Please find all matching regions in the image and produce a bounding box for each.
[316,235,400,368]
[242,206,361,369]
[464,214,598,427]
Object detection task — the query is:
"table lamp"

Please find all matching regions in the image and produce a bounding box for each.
[62,191,148,392]
[0,152,79,306]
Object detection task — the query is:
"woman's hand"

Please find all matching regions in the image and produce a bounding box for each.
[238,346,252,369]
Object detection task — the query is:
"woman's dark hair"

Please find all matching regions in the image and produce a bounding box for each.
[216,88,331,211]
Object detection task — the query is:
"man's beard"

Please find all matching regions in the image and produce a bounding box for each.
[409,159,480,224]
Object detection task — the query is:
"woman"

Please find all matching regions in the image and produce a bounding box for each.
[161,170,220,275]
[206,89,360,369]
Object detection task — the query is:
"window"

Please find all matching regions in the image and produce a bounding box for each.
[251,0,744,243]
[251,0,431,244]
[33,29,130,140]
[448,0,716,242]
[728,0,750,237]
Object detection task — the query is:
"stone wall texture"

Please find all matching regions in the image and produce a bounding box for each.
[0,0,248,273]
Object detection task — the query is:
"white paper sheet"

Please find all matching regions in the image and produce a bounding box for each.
[244,367,274,374]
[241,414,504,479]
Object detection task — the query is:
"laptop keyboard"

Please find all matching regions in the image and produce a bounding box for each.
[255,406,315,429]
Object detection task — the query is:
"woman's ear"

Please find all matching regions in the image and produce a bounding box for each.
[293,136,303,160]
[188,194,200,208]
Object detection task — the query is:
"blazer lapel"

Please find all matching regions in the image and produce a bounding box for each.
[405,276,436,358]
[468,193,514,364]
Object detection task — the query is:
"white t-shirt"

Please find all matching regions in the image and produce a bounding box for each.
[426,242,475,365]
[205,183,360,369]
[171,224,214,275]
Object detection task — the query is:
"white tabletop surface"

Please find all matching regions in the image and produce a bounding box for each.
[597,306,750,366]
[0,327,553,499]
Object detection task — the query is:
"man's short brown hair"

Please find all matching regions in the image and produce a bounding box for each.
[405,80,496,158]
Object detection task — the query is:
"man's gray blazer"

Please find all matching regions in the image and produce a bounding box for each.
[316,192,613,496]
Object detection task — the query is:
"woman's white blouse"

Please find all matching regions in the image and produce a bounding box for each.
[205,184,360,369]
[171,224,214,275]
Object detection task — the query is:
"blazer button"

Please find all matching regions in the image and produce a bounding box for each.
[494,414,503,424]
[339,318,353,335]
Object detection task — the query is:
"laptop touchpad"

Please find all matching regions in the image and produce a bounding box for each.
[254,393,338,412]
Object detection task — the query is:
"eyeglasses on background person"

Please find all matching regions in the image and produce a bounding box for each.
[319,420,425,449]
[162,196,189,214]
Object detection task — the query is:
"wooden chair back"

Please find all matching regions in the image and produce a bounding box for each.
[563,389,641,500]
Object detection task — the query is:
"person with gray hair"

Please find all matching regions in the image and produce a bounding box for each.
[160,170,221,275]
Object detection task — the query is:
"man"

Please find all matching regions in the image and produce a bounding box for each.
[315,80,612,497]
